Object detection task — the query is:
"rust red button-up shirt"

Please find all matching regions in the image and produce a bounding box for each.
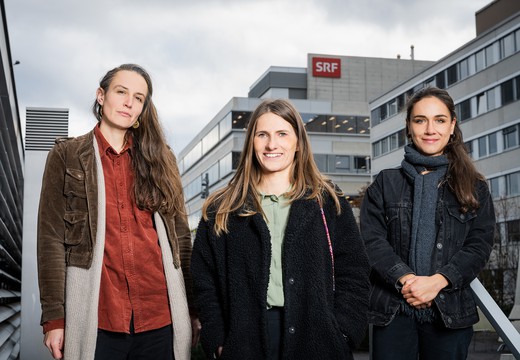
[95,126,171,333]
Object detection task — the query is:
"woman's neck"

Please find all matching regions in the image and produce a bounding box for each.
[258,173,291,196]
[99,123,128,153]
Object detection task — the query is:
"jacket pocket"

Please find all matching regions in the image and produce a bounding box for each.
[64,212,88,246]
[446,206,477,247]
[64,168,87,198]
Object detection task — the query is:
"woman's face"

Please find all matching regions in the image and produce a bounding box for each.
[96,70,148,131]
[253,112,298,180]
[408,96,456,157]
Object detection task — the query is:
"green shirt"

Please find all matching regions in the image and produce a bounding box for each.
[261,193,291,308]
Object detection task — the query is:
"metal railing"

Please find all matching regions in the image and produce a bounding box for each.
[470,278,520,359]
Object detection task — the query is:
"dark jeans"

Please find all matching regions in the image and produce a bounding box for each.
[94,323,174,360]
[372,314,473,360]
[267,307,284,360]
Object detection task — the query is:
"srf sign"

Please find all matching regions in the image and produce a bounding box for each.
[312,57,341,78]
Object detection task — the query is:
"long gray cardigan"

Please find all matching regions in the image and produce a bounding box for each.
[62,137,192,360]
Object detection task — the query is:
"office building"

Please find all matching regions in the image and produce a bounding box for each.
[179,54,433,229]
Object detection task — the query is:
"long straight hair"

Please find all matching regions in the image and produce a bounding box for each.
[202,98,342,235]
[92,64,184,215]
[405,87,485,212]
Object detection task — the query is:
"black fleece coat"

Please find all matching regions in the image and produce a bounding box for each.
[191,193,370,360]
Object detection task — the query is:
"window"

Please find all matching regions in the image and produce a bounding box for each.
[465,141,473,158]
[202,125,219,154]
[373,142,381,158]
[506,220,520,242]
[506,171,520,196]
[476,92,487,115]
[388,99,398,117]
[467,54,476,76]
[219,152,232,178]
[501,33,515,58]
[503,125,519,149]
[475,49,486,72]
[488,132,498,154]
[458,99,472,122]
[487,87,497,111]
[501,78,515,105]
[333,156,350,173]
[489,177,500,199]
[478,136,488,158]
[354,157,368,172]
[371,107,381,126]
[435,72,446,89]
[447,64,458,86]
[516,29,520,54]
[485,42,499,67]
[314,154,328,173]
[459,58,469,80]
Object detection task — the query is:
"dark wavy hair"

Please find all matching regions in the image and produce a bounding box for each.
[405,87,485,212]
[92,64,184,215]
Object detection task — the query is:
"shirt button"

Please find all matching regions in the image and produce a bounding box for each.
[447,317,452,324]
[436,243,443,250]
[460,214,465,220]
[288,278,295,285]
[439,293,445,300]
[288,326,295,334]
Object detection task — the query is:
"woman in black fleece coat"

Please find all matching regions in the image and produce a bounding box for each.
[191,99,370,360]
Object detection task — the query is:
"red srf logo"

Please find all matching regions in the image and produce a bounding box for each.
[312,57,341,78]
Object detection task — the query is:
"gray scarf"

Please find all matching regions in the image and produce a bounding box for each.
[400,145,448,322]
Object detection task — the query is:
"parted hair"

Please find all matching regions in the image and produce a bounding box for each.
[92,64,184,215]
[202,98,342,235]
[405,86,486,212]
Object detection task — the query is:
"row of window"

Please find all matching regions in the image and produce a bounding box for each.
[372,74,520,159]
[466,122,519,159]
[489,170,520,199]
[181,110,371,174]
[371,26,520,125]
[456,74,520,122]
[184,151,370,201]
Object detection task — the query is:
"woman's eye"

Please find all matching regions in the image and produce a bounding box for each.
[136,96,144,103]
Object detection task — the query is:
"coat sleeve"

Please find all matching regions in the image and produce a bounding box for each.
[437,181,495,290]
[333,197,371,348]
[190,216,226,356]
[360,173,415,289]
[37,144,67,324]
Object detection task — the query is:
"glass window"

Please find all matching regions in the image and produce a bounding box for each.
[334,155,350,173]
[478,136,488,157]
[485,42,499,67]
[398,129,407,147]
[380,104,387,121]
[373,142,381,158]
[487,87,497,110]
[388,99,398,116]
[475,49,486,72]
[467,54,476,76]
[516,29,520,54]
[436,72,446,89]
[219,113,232,139]
[459,58,469,79]
[389,133,398,150]
[381,137,389,154]
[207,162,219,184]
[507,220,520,242]
[447,64,458,86]
[232,111,251,129]
[219,152,232,178]
[501,78,515,105]
[202,125,219,154]
[371,108,381,126]
[489,177,500,199]
[503,125,519,149]
[488,132,498,154]
[477,93,487,115]
[506,171,520,196]
[354,157,368,172]
[314,154,328,173]
[458,99,472,122]
[501,33,515,58]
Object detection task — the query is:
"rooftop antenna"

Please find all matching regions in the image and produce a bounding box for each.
[410,45,415,60]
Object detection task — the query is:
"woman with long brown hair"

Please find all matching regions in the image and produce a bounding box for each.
[191,98,370,359]
[360,87,495,359]
[38,64,199,360]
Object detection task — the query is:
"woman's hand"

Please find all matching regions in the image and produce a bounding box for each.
[401,274,448,308]
[44,328,64,359]
[191,316,202,347]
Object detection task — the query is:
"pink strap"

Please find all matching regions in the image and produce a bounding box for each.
[319,202,335,292]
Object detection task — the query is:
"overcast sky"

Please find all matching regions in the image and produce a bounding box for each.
[5,0,491,154]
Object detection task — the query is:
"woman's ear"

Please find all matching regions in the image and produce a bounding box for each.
[96,88,105,105]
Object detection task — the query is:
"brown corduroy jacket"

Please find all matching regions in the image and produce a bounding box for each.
[37,130,195,325]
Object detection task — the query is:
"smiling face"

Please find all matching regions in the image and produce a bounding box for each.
[408,96,456,157]
[96,70,148,131]
[253,112,298,181]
